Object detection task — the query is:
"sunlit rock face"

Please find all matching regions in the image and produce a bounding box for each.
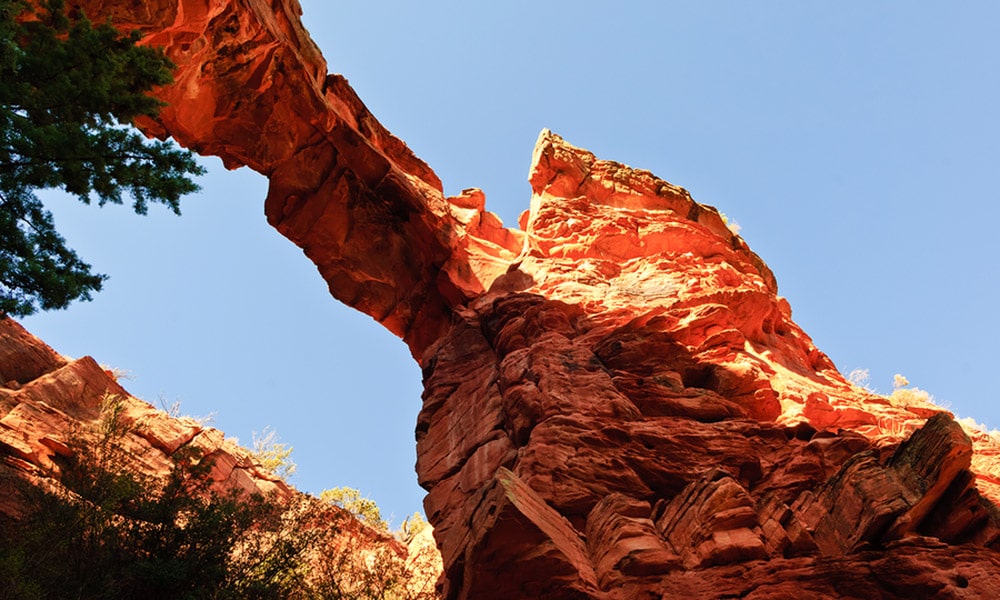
[84,0,524,357]
[0,316,444,594]
[415,132,1000,598]
[58,1,1000,597]
[0,318,293,513]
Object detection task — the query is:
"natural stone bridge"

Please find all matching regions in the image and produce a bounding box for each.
[50,2,1000,597]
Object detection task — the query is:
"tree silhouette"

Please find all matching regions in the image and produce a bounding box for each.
[0,0,204,316]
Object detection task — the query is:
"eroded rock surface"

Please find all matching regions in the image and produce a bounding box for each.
[0,317,292,514]
[26,1,1000,597]
[418,133,1000,598]
[0,317,443,596]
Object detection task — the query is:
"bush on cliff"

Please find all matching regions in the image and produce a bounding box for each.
[321,486,388,531]
[0,396,317,598]
[0,396,440,599]
[252,426,297,482]
[0,0,204,317]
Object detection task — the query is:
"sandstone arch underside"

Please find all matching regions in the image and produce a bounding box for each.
[69,1,1000,598]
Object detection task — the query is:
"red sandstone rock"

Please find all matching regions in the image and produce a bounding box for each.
[15,2,1000,597]
[0,318,291,508]
[0,317,441,593]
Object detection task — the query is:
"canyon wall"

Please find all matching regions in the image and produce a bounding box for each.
[0,308,443,597]
[0,315,291,511]
[32,1,1000,597]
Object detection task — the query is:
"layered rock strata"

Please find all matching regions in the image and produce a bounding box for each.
[0,317,442,596]
[32,1,1000,597]
[413,133,1000,598]
[0,316,291,513]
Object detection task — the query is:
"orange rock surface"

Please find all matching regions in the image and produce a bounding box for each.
[0,315,295,525]
[0,316,442,595]
[16,1,1000,597]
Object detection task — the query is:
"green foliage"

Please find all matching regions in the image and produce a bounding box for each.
[0,0,204,316]
[718,210,741,235]
[309,537,438,600]
[398,512,429,545]
[0,396,315,598]
[0,397,441,599]
[316,490,441,599]
[252,427,297,482]
[321,487,387,531]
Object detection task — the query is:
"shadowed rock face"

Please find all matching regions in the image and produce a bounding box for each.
[41,2,1000,597]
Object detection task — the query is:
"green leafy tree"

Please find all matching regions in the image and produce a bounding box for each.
[0,0,204,317]
[252,426,297,482]
[0,395,319,598]
[321,487,388,531]
[0,394,442,598]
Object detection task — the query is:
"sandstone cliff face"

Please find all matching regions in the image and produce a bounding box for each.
[0,316,442,597]
[0,316,291,513]
[34,1,1000,598]
[414,132,1000,598]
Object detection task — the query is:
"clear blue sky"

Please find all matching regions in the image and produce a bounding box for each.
[21,2,1000,527]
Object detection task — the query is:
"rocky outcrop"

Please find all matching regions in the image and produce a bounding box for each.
[0,316,293,515]
[0,316,288,497]
[61,0,520,357]
[0,316,442,595]
[28,1,1000,597]
[414,129,1000,598]
[412,136,1000,597]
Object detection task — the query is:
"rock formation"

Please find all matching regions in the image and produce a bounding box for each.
[15,1,1000,597]
[0,315,442,597]
[0,316,292,512]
